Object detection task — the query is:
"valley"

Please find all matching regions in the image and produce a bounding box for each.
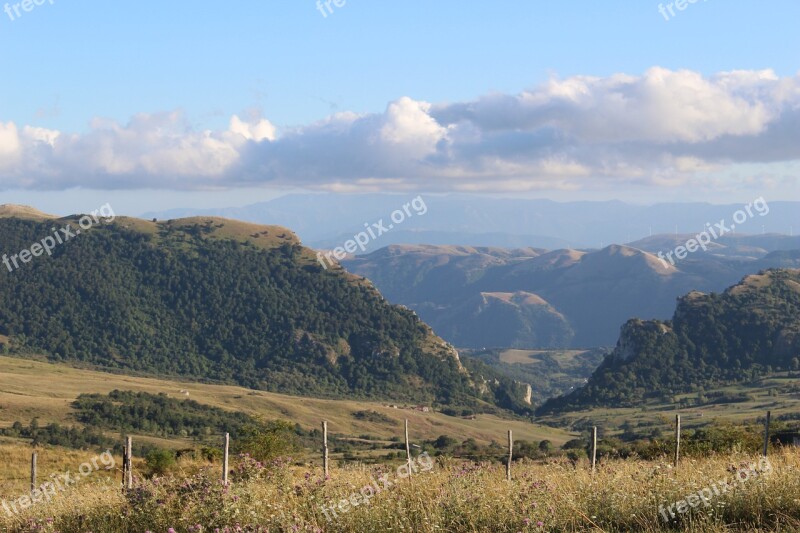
[0,355,573,449]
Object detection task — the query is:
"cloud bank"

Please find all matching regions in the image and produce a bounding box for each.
[1,67,798,193]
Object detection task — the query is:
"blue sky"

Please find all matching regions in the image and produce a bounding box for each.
[1,0,798,215]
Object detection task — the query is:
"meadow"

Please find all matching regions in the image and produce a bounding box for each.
[3,355,800,531]
[0,355,573,451]
[1,442,799,532]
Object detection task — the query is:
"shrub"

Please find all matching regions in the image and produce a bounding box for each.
[236,419,298,462]
[145,448,176,476]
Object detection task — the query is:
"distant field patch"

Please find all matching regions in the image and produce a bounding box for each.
[498,349,588,365]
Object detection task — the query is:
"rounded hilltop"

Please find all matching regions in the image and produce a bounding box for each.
[0,204,57,221]
[133,215,302,249]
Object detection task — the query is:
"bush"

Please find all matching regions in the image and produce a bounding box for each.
[236,419,298,462]
[433,435,459,449]
[352,410,394,423]
[145,448,176,476]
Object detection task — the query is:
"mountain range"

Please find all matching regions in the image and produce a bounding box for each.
[343,236,800,347]
[143,195,800,252]
[4,204,800,419]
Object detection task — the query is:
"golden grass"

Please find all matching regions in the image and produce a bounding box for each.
[0,355,575,449]
[0,205,56,221]
[498,349,589,365]
[157,216,300,249]
[0,443,125,500]
[1,444,799,532]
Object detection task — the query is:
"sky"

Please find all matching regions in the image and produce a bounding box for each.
[0,0,798,216]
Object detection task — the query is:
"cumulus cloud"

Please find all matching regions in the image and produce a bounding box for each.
[229,115,276,142]
[1,68,798,192]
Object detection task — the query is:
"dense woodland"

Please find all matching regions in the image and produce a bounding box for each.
[0,419,114,450]
[72,390,257,439]
[539,269,800,413]
[1,390,312,457]
[0,218,509,409]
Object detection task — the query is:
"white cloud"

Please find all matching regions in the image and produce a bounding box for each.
[379,96,447,157]
[229,115,276,142]
[0,123,21,171]
[1,68,798,194]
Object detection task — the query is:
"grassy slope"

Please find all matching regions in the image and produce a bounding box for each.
[0,356,574,448]
[539,371,800,434]
[0,205,57,220]
[498,349,590,366]
[0,443,126,499]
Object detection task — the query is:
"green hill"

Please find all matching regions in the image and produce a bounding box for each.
[538,269,800,414]
[0,214,525,411]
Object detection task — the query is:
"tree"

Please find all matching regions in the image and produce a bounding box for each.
[237,419,298,462]
[538,440,553,455]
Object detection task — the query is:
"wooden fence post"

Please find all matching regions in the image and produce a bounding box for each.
[125,436,132,490]
[30,452,37,492]
[322,421,329,479]
[674,414,681,468]
[506,430,513,481]
[591,426,598,474]
[222,432,230,485]
[763,410,771,457]
[404,419,412,478]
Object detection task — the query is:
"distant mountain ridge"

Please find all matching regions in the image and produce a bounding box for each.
[343,238,800,348]
[143,195,800,251]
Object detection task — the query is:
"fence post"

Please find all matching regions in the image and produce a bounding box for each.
[404,419,412,478]
[763,410,771,457]
[591,426,597,474]
[674,414,681,468]
[322,420,329,479]
[222,432,230,485]
[506,430,513,481]
[30,452,37,492]
[125,436,133,490]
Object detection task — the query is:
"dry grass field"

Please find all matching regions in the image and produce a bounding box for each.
[498,349,589,365]
[0,355,574,451]
[3,355,799,532]
[1,442,798,532]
